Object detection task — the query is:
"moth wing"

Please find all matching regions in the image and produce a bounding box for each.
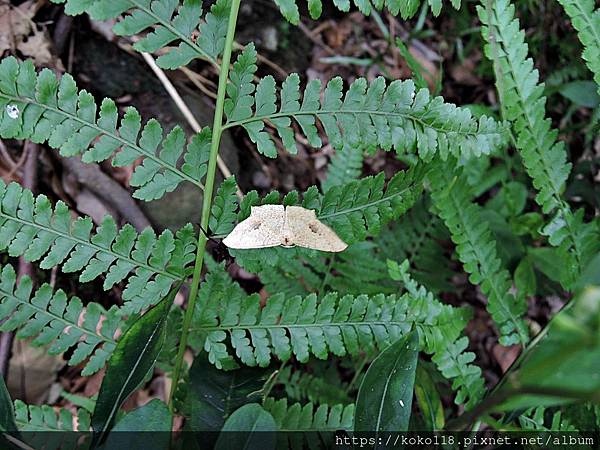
[285,206,348,252]
[223,205,285,249]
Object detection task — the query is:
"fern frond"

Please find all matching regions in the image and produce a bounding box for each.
[0,181,196,313]
[264,398,354,432]
[209,177,239,235]
[276,366,351,405]
[556,0,600,95]
[518,406,577,431]
[272,0,461,25]
[223,48,506,159]
[191,263,469,369]
[50,0,230,68]
[378,197,454,292]
[219,165,424,274]
[14,400,91,432]
[0,57,210,202]
[478,0,594,286]
[258,241,397,297]
[429,159,529,346]
[388,260,485,410]
[0,263,121,375]
[258,198,455,297]
[479,0,570,214]
[322,146,365,193]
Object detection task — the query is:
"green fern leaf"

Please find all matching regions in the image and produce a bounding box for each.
[322,146,364,192]
[223,54,506,159]
[388,259,485,410]
[519,406,578,431]
[14,401,90,437]
[478,0,598,286]
[478,0,569,215]
[226,166,424,276]
[50,0,230,68]
[0,263,121,375]
[429,159,529,346]
[556,0,600,95]
[275,366,351,405]
[257,198,455,297]
[264,398,354,431]
[13,401,91,450]
[271,0,461,24]
[258,241,397,298]
[0,57,210,202]
[191,263,470,369]
[0,181,195,313]
[209,176,239,235]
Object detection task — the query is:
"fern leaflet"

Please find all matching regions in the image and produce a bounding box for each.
[556,0,600,95]
[264,398,354,431]
[0,57,211,202]
[388,260,485,410]
[429,159,529,346]
[190,263,470,369]
[0,181,196,314]
[14,401,90,432]
[275,366,351,405]
[210,165,425,276]
[50,0,230,68]
[322,146,365,193]
[478,0,599,286]
[257,198,455,297]
[223,46,506,159]
[272,0,461,25]
[0,263,121,375]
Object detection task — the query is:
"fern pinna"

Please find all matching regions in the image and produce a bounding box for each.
[478,0,600,287]
[429,159,529,346]
[0,181,196,314]
[0,263,121,375]
[51,0,230,69]
[556,0,600,96]
[0,57,210,202]
[222,44,506,159]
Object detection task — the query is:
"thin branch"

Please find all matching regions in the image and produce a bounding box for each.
[140,52,243,198]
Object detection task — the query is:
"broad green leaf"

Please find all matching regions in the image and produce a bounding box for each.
[101,399,171,450]
[354,331,419,436]
[91,286,179,444]
[0,374,18,434]
[515,257,536,297]
[215,404,277,450]
[187,352,268,433]
[495,287,600,411]
[414,363,444,431]
[558,81,600,108]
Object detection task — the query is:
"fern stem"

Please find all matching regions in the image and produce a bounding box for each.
[168,0,242,412]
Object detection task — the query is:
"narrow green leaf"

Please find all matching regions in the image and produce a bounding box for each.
[215,404,277,450]
[414,363,444,431]
[91,285,179,443]
[354,331,419,436]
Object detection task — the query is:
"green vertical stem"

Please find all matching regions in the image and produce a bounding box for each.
[168,0,242,411]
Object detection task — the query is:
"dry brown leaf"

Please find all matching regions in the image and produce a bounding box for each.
[17,31,55,66]
[7,339,66,403]
[0,0,62,69]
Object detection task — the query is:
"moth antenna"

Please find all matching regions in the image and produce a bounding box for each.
[195,223,219,244]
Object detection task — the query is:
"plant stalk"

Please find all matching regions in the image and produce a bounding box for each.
[168,0,242,411]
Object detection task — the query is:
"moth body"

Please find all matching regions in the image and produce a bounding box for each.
[223,205,347,252]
